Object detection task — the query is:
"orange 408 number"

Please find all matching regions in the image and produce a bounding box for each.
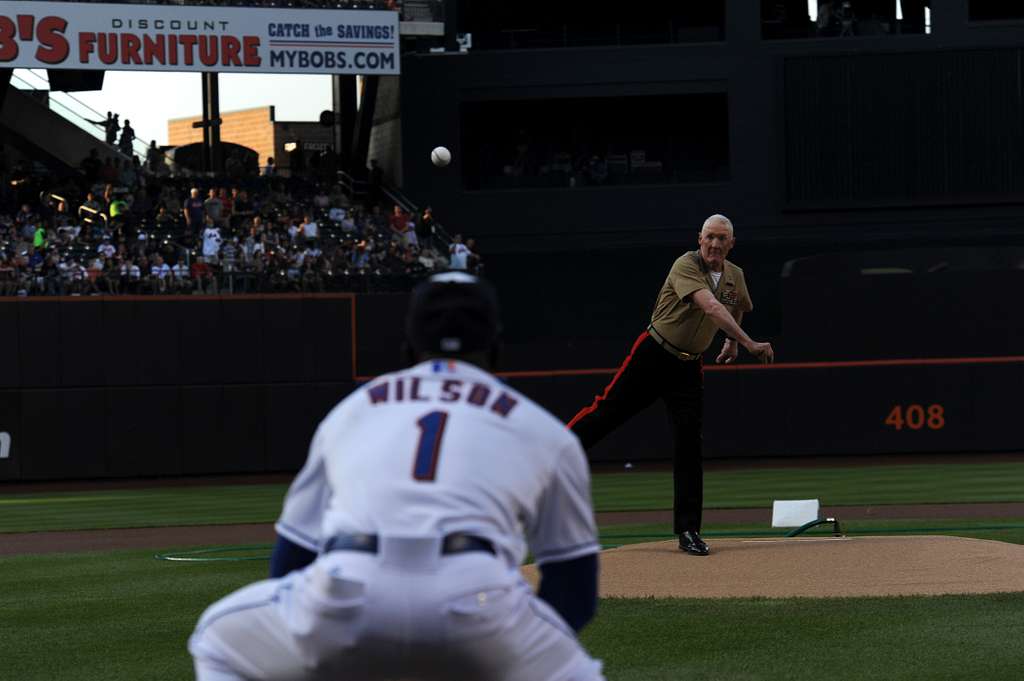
[884,404,945,431]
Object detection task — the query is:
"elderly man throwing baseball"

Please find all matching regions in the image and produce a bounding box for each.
[569,214,774,556]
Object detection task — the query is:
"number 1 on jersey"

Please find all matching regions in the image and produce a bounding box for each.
[413,411,449,481]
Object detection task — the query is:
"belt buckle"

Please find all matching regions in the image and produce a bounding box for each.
[445,534,470,552]
[352,533,376,549]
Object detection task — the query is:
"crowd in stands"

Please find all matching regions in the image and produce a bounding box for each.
[0,148,482,297]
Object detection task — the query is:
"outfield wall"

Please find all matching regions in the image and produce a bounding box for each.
[1,289,1021,481]
[0,295,356,481]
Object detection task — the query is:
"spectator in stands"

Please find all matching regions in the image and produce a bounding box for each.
[171,258,191,294]
[201,216,223,265]
[250,214,266,240]
[154,205,175,228]
[416,206,435,250]
[262,157,277,177]
[109,193,130,225]
[0,253,16,296]
[160,185,181,216]
[191,256,217,294]
[183,188,205,234]
[314,186,330,210]
[120,159,138,190]
[146,141,161,174]
[33,223,47,250]
[222,237,240,288]
[301,251,325,292]
[286,217,301,245]
[105,113,119,146]
[449,233,470,270]
[16,204,38,235]
[102,256,121,295]
[12,252,31,297]
[133,157,146,186]
[81,149,103,184]
[417,246,442,274]
[83,191,102,213]
[401,218,418,250]
[97,236,115,259]
[231,188,254,229]
[101,184,115,211]
[101,157,119,184]
[123,257,142,294]
[118,120,136,156]
[204,188,225,228]
[365,205,385,233]
[387,207,410,248]
[64,257,87,295]
[301,213,319,242]
[84,255,104,295]
[328,202,346,224]
[329,183,350,211]
[340,209,358,236]
[240,231,259,266]
[351,241,370,269]
[218,187,234,227]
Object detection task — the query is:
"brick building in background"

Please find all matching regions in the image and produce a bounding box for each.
[168,106,333,176]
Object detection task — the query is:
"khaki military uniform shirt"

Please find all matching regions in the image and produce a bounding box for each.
[649,251,753,355]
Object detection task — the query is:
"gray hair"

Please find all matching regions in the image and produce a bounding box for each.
[702,214,734,234]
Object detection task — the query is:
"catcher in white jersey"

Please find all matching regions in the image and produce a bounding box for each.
[189,272,605,681]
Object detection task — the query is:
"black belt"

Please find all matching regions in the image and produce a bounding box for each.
[322,533,495,556]
[646,325,701,361]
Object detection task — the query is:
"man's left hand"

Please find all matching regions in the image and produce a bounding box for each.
[716,340,738,364]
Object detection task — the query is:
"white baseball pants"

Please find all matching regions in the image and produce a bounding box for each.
[189,537,605,681]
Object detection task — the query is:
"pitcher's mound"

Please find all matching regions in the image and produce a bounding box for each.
[523,536,1024,598]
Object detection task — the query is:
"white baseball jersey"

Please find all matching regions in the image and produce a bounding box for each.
[276,359,598,569]
[201,227,222,257]
[190,359,605,681]
[449,243,471,269]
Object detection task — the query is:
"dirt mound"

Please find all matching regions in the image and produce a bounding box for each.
[522,536,1024,598]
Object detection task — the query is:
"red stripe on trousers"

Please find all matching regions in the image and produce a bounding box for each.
[567,331,649,430]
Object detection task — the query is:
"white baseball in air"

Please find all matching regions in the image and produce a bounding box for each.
[431,146,451,167]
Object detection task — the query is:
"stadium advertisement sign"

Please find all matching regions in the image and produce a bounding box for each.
[0,1,399,75]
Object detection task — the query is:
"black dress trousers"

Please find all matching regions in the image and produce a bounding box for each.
[568,331,704,534]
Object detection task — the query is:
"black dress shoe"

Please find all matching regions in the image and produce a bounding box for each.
[678,531,710,556]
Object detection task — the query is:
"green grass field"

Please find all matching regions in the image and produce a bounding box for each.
[3,461,1023,533]
[3,460,1024,680]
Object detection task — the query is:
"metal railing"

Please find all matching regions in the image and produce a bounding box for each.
[334,169,452,250]
[10,69,174,168]
[336,170,369,203]
[77,204,110,232]
[376,180,453,248]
